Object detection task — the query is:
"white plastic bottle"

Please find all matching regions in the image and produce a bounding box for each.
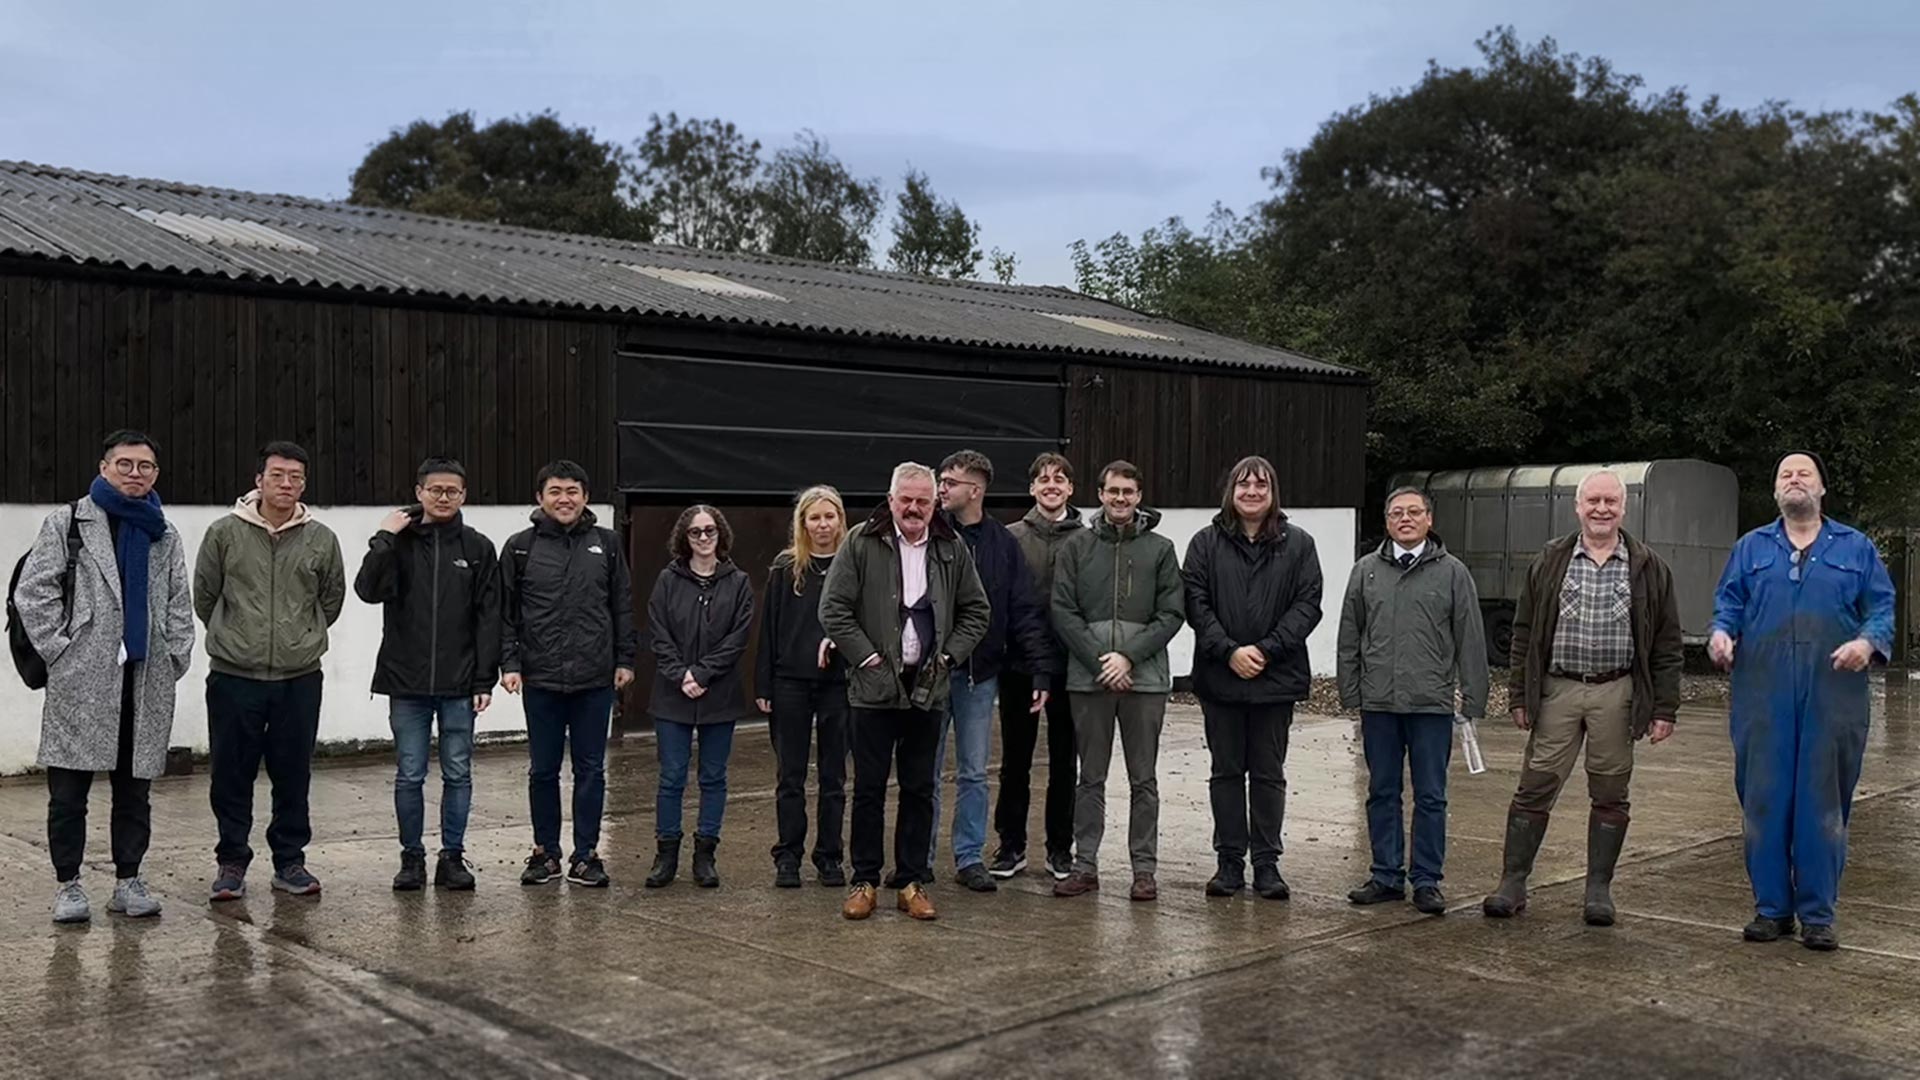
[1456,714,1487,775]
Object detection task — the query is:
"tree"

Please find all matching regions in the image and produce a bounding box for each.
[1072,29,1920,525]
[888,168,982,278]
[627,113,762,251]
[349,111,652,240]
[758,131,883,265]
[989,247,1020,285]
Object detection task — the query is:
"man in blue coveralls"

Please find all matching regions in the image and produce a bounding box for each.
[1710,452,1895,952]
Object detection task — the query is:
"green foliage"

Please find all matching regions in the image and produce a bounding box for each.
[888,169,982,278]
[989,247,1020,285]
[758,131,884,266]
[628,113,762,251]
[1072,28,1920,525]
[348,111,652,240]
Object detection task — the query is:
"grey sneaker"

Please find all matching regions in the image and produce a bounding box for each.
[271,864,322,896]
[108,876,163,918]
[52,879,90,924]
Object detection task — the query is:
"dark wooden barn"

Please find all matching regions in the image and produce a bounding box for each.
[0,161,1367,719]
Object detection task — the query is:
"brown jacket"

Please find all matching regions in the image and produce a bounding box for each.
[1507,529,1683,738]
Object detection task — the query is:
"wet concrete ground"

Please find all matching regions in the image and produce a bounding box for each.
[0,685,1916,1079]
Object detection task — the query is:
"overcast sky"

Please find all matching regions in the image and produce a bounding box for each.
[4,1,1915,285]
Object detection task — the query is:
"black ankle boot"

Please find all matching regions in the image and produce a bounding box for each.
[645,837,680,888]
[692,835,720,888]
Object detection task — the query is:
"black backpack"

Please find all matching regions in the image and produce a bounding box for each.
[6,501,84,689]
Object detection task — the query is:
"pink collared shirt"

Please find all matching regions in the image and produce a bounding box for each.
[897,526,931,665]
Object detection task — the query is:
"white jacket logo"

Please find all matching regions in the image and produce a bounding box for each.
[588,545,604,555]
[453,558,470,569]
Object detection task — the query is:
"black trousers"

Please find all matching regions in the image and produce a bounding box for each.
[1201,701,1293,867]
[849,704,940,888]
[993,672,1076,857]
[769,677,850,866]
[46,665,151,882]
[207,670,323,871]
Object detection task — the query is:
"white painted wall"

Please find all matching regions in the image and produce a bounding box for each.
[1079,506,1356,681]
[0,502,611,776]
[1,501,1354,776]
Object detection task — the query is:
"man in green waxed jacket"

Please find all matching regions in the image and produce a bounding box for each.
[820,462,990,923]
[1049,460,1185,903]
[193,441,345,903]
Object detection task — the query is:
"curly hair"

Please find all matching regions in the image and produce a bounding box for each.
[669,504,733,561]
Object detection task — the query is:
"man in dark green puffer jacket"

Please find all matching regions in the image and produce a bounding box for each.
[1049,460,1185,903]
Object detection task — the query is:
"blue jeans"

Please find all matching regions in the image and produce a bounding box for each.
[1361,711,1454,889]
[930,671,997,870]
[524,686,614,863]
[390,695,477,856]
[655,719,736,840]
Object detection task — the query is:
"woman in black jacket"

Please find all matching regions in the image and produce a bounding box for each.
[644,505,755,889]
[755,485,850,888]
[1182,455,1323,901]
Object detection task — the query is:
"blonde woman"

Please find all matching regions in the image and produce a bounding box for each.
[755,486,850,888]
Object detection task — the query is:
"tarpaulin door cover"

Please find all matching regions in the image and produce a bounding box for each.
[615,351,1066,497]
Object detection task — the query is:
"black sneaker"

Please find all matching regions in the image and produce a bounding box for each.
[1252,864,1290,901]
[566,854,610,888]
[1348,880,1406,905]
[1743,914,1795,942]
[988,848,1028,879]
[774,857,802,889]
[816,860,846,888]
[392,851,427,892]
[1046,851,1073,881]
[521,849,561,886]
[1412,885,1446,915]
[1206,859,1246,897]
[1801,924,1839,951]
[956,863,999,893]
[435,850,476,891]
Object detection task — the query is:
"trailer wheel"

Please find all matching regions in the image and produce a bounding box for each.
[1485,607,1515,669]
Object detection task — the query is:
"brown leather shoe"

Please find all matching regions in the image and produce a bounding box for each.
[1054,871,1099,897]
[842,883,877,920]
[1130,873,1158,901]
[897,882,938,921]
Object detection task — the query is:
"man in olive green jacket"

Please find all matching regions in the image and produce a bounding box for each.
[1050,460,1185,902]
[820,462,989,922]
[193,441,345,902]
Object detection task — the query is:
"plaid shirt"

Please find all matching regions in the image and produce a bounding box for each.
[1549,538,1633,675]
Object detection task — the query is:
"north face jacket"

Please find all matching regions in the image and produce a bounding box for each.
[499,508,639,693]
[353,512,501,698]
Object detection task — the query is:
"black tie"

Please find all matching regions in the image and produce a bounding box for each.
[1398,552,1415,570]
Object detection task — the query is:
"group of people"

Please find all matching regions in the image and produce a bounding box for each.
[14,432,1893,951]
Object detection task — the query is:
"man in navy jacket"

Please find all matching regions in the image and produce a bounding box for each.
[927,450,1054,892]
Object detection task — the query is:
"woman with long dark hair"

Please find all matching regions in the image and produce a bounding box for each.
[755,485,851,888]
[643,504,755,889]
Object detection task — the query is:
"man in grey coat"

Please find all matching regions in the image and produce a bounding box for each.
[1337,486,1487,915]
[15,430,196,923]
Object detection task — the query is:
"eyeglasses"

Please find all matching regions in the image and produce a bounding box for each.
[422,486,465,500]
[1387,508,1429,521]
[1790,547,1806,583]
[937,477,979,491]
[110,459,159,477]
[1102,488,1139,499]
[686,526,719,540]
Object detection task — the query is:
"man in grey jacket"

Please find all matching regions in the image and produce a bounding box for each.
[1337,486,1487,915]
[16,430,196,923]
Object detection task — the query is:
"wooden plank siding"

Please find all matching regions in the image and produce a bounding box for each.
[0,267,1364,514]
[0,270,617,506]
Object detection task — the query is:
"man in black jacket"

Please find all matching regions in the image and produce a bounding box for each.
[354,457,500,892]
[928,450,1054,893]
[1182,455,1323,901]
[500,460,638,889]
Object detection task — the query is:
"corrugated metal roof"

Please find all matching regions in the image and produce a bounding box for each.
[0,160,1361,379]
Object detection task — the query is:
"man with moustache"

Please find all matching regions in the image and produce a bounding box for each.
[1482,470,1683,927]
[1711,453,1894,951]
[821,462,990,922]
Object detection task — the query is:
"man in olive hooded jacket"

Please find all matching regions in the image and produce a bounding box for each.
[1050,460,1185,903]
[194,441,345,902]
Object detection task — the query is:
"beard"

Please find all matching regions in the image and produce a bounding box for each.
[1777,488,1820,519]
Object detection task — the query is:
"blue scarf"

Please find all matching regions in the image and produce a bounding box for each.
[89,476,168,662]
